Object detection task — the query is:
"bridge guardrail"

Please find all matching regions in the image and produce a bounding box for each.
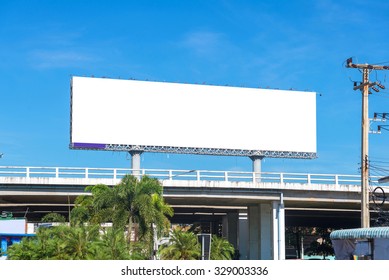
[0,166,387,187]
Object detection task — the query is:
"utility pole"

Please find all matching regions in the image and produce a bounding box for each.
[346,58,389,228]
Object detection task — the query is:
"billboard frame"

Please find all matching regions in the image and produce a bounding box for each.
[70,76,317,159]
[70,143,316,159]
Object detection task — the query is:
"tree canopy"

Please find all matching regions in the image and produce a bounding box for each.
[158,227,235,260]
[8,174,173,260]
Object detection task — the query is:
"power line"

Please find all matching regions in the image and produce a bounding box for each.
[371,60,389,65]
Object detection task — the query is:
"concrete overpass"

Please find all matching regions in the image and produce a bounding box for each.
[1,166,389,259]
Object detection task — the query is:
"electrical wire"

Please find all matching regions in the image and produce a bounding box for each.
[369,158,389,164]
[368,162,389,226]
[371,60,389,66]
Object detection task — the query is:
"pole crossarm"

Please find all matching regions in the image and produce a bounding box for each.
[347,58,389,70]
[353,82,381,91]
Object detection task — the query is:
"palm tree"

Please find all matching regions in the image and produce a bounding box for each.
[61,225,101,260]
[70,184,112,226]
[7,225,73,260]
[7,235,40,260]
[41,213,67,223]
[210,235,235,260]
[9,174,173,260]
[89,227,131,260]
[71,174,173,257]
[158,227,201,260]
[7,225,133,260]
[131,176,173,254]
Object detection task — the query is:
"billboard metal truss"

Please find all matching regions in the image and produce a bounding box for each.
[70,143,316,159]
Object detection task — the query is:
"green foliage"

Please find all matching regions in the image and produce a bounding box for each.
[71,175,173,241]
[159,227,201,260]
[7,224,132,260]
[41,213,67,223]
[158,228,235,260]
[6,235,41,260]
[71,184,113,226]
[210,235,235,260]
[129,241,154,260]
[91,228,132,260]
[8,174,173,260]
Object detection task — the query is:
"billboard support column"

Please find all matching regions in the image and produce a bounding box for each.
[129,151,143,178]
[250,156,263,182]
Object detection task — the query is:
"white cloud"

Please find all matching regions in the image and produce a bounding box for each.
[29,49,95,69]
[180,31,227,57]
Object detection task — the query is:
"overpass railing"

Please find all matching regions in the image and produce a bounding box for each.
[0,166,386,186]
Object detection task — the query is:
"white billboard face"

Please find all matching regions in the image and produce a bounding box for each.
[70,76,316,158]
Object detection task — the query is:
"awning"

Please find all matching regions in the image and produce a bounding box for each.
[330,227,389,240]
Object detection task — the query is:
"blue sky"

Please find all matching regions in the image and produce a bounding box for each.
[1,0,389,175]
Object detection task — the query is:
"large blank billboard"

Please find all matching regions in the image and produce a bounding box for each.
[70,76,316,158]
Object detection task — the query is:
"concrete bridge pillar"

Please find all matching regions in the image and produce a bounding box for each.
[222,211,239,251]
[248,204,272,259]
[247,200,285,260]
[238,210,249,259]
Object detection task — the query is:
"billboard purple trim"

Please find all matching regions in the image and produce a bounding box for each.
[72,142,106,149]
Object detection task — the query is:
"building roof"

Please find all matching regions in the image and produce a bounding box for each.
[330,227,389,240]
